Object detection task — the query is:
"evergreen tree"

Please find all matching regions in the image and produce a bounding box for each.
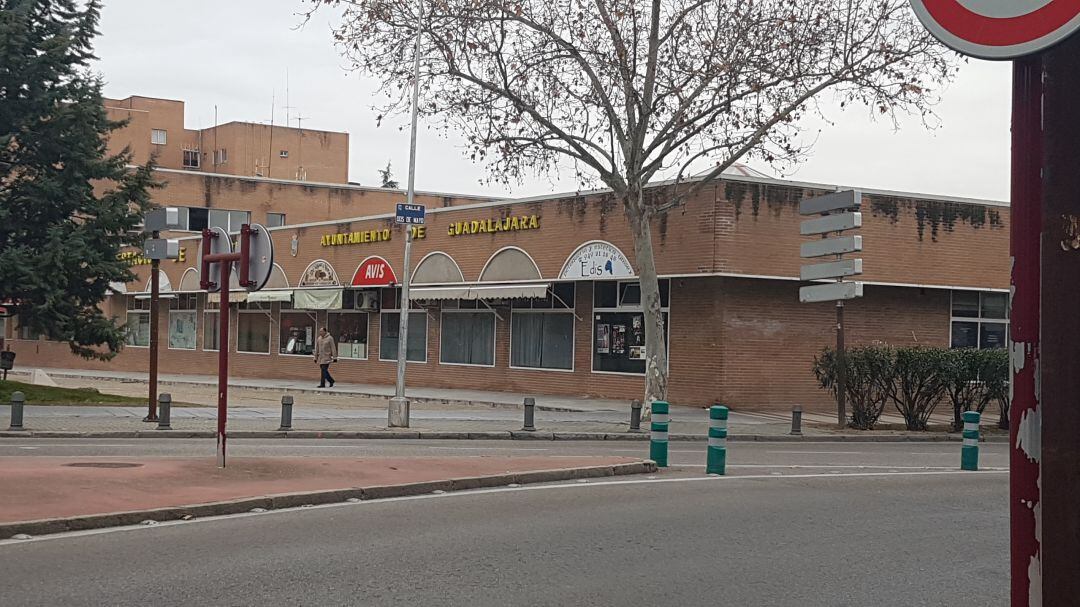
[0,0,158,359]
[377,160,398,189]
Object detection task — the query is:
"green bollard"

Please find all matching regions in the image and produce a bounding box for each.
[961,410,980,471]
[707,405,728,475]
[650,401,669,468]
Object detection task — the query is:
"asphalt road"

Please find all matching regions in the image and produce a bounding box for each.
[0,439,1007,605]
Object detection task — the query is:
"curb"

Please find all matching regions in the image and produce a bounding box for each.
[0,429,1009,443]
[0,460,656,540]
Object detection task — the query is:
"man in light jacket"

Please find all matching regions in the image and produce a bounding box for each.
[314,327,337,388]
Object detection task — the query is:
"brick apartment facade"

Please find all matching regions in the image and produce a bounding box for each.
[2,167,1010,412]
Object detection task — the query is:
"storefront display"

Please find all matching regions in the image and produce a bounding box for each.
[593,311,668,374]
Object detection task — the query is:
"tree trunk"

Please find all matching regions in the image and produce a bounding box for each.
[626,188,669,416]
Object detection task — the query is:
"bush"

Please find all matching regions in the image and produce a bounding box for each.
[812,346,894,430]
[886,347,950,431]
[941,348,998,432]
[983,348,1010,430]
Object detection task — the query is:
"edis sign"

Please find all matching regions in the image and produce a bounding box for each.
[448,214,540,236]
[559,240,635,279]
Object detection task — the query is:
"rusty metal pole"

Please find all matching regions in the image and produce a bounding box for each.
[145,247,160,423]
[1038,37,1080,605]
[1009,55,1043,607]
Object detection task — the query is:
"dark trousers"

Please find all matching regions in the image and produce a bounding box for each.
[319,363,335,386]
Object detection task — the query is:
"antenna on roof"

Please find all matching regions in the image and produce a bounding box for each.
[267,89,275,179]
[294,112,309,181]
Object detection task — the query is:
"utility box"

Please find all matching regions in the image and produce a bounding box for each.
[144,207,182,232]
[143,238,180,261]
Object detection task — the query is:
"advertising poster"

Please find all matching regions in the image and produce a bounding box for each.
[612,325,626,354]
[596,323,610,354]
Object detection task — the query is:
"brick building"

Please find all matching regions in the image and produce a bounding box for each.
[3,162,1010,412]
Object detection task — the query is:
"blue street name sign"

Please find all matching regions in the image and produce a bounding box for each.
[396,203,426,225]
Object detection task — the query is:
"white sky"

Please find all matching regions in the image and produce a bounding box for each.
[93,0,1013,202]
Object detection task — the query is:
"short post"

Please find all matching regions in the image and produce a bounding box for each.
[629,400,642,432]
[521,397,536,432]
[156,393,171,430]
[8,391,25,431]
[279,395,294,431]
[650,401,669,467]
[961,410,980,471]
[707,405,729,475]
[790,405,803,436]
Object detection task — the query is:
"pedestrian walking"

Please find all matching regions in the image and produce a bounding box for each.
[314,327,337,388]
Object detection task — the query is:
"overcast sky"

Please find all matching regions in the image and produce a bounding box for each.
[93,0,1013,202]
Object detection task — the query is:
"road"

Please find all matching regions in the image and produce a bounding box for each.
[0,439,1008,605]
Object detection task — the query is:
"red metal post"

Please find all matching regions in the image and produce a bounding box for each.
[1009,55,1042,607]
[217,258,230,468]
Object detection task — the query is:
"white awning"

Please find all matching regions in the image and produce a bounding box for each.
[411,283,550,301]
[134,293,177,300]
[208,291,248,303]
[247,290,294,303]
[294,288,343,310]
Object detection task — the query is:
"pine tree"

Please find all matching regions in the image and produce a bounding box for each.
[0,0,158,359]
[377,160,399,189]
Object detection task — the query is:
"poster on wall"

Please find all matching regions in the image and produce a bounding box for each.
[629,345,646,360]
[596,323,610,354]
[612,325,626,354]
[631,315,643,345]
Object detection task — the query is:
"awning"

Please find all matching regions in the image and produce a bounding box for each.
[411,283,550,301]
[208,291,248,303]
[247,290,294,303]
[294,288,343,310]
[134,293,177,300]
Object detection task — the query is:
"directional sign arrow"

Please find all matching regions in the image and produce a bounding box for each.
[800,235,862,259]
[801,258,864,281]
[800,282,864,303]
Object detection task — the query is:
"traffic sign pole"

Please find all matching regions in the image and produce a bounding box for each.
[1009,54,1042,607]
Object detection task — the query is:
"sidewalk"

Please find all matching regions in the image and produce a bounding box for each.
[0,455,653,538]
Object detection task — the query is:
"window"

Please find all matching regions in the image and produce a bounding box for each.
[17,318,41,341]
[279,150,289,158]
[440,312,495,366]
[189,208,209,232]
[266,213,286,228]
[380,312,427,362]
[951,291,1009,349]
[329,294,369,359]
[209,209,250,233]
[213,148,228,165]
[182,149,200,168]
[168,294,197,350]
[151,129,167,145]
[593,280,670,374]
[510,283,575,370]
[125,297,151,347]
[280,306,316,356]
[203,299,220,351]
[237,302,271,354]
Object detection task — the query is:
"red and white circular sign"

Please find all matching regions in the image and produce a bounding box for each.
[910,0,1080,59]
[351,256,397,287]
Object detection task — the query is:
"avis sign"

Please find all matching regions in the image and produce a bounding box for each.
[909,0,1080,59]
[352,256,398,287]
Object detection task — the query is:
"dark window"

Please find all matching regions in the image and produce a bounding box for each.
[266,213,286,228]
[593,312,667,374]
[380,312,426,362]
[594,282,618,308]
[511,313,573,370]
[189,208,209,232]
[440,312,495,365]
[182,149,200,168]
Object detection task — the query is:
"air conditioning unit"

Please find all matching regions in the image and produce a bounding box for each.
[355,291,380,311]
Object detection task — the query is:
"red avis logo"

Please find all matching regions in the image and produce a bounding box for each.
[910,0,1080,59]
[351,256,397,287]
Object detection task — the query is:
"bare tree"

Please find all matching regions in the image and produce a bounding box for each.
[307,0,955,406]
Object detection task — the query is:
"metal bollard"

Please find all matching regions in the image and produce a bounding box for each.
[156,393,171,430]
[650,401,669,467]
[521,397,536,431]
[790,405,803,436]
[629,400,643,432]
[706,405,728,475]
[279,395,294,431]
[961,410,980,471]
[8,391,25,430]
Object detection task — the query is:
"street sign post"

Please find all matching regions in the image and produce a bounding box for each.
[909,0,1080,60]
[395,203,426,225]
[799,190,863,427]
[141,207,183,424]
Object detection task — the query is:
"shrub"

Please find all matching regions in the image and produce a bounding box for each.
[941,348,998,432]
[812,346,894,430]
[888,347,950,431]
[983,348,1010,429]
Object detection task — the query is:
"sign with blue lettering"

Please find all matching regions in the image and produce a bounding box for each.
[395,203,426,225]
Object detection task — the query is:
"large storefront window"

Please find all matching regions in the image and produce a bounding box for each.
[593,280,670,374]
[380,312,427,362]
[237,301,271,354]
[279,305,316,356]
[203,299,220,351]
[126,297,151,347]
[951,291,1008,349]
[510,283,575,370]
[168,294,198,350]
[441,311,496,366]
[329,293,369,359]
